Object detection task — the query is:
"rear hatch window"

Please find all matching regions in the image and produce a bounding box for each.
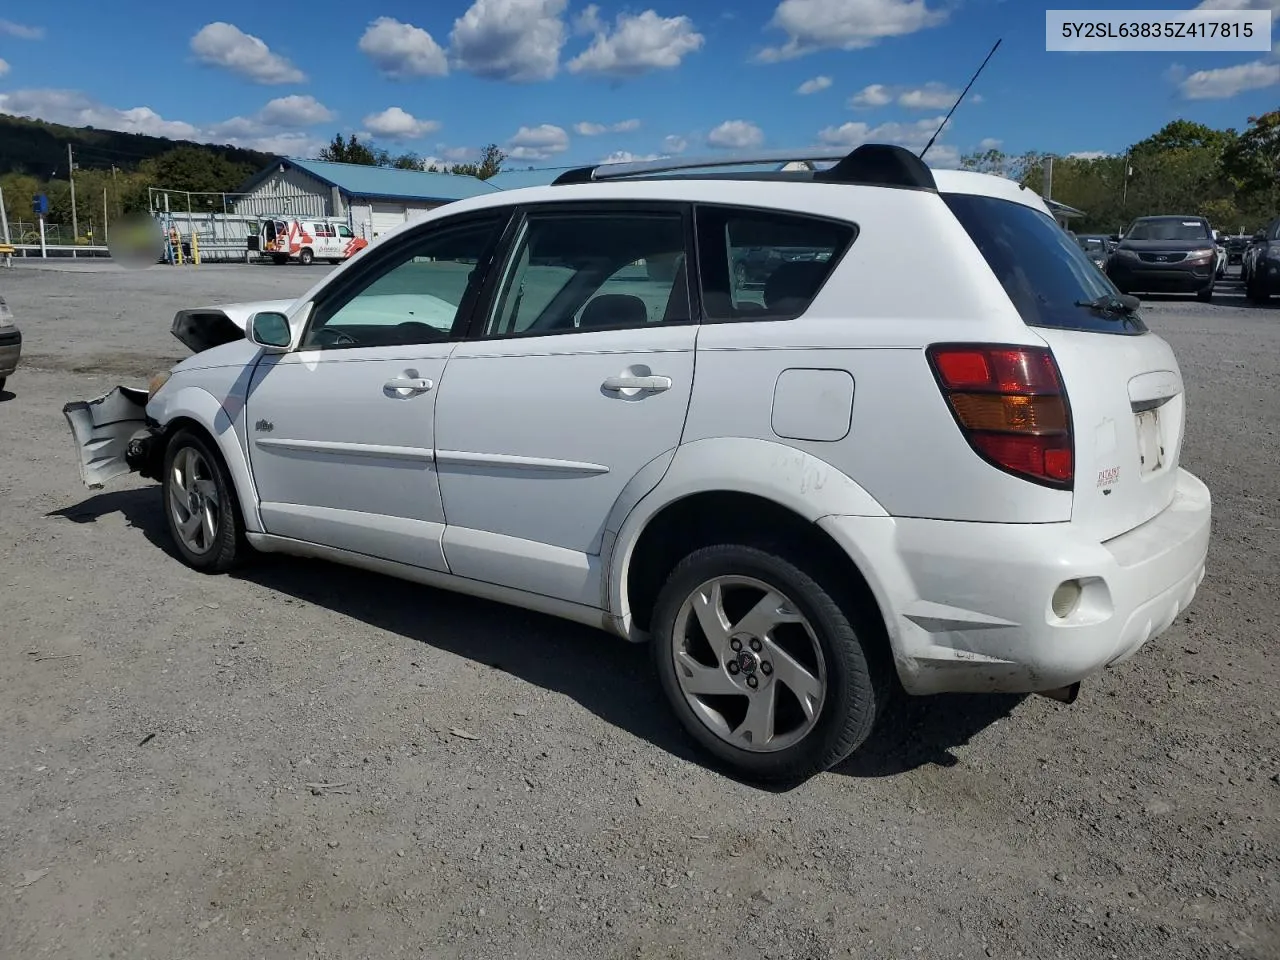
[943,193,1146,336]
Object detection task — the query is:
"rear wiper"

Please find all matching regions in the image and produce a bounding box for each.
[1074,292,1140,318]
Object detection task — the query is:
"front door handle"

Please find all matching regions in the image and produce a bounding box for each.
[602,375,672,393]
[385,377,433,395]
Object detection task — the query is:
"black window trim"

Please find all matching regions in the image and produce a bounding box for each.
[459,198,701,343]
[296,206,518,353]
[690,201,859,325]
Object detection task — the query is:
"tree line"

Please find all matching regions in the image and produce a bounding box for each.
[2,110,1273,240]
[961,112,1279,235]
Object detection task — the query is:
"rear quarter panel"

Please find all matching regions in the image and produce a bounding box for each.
[686,185,1072,524]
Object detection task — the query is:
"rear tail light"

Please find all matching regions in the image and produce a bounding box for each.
[927,344,1074,489]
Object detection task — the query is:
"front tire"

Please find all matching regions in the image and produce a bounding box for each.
[162,429,246,573]
[298,247,315,266]
[1196,285,1213,303]
[652,544,888,783]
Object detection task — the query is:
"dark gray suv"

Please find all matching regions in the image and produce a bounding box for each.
[1105,215,1217,302]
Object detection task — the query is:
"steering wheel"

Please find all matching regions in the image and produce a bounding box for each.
[311,326,358,347]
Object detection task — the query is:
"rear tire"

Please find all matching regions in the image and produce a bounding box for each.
[271,254,288,265]
[162,428,247,573]
[651,543,890,784]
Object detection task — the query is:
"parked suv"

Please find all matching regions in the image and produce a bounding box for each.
[63,145,1212,783]
[1245,216,1279,303]
[1106,215,1218,301]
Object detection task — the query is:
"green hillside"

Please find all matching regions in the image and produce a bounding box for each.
[0,114,271,177]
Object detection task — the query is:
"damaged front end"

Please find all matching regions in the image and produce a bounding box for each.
[63,386,164,488]
[64,297,298,490]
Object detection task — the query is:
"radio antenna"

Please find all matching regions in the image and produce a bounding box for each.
[919,38,1002,160]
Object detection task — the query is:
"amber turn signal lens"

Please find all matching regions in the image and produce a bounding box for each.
[948,392,1068,434]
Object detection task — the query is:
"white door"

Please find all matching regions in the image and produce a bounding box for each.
[433,203,697,607]
[246,210,511,570]
[371,203,406,239]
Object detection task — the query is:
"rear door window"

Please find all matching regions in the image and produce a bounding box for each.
[695,206,855,321]
[943,193,1147,336]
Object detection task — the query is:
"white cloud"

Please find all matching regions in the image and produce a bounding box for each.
[849,83,894,107]
[0,89,200,138]
[190,22,304,84]
[567,7,704,76]
[0,19,43,40]
[924,145,960,168]
[1067,150,1110,160]
[0,59,9,78]
[442,146,476,162]
[758,0,948,62]
[227,131,327,156]
[506,122,570,159]
[599,150,663,163]
[450,0,568,82]
[818,115,948,155]
[358,17,449,77]
[977,137,1003,151]
[362,107,442,141]
[1193,0,1280,19]
[258,95,334,127]
[897,82,961,109]
[850,81,967,109]
[574,118,640,135]
[1177,58,1280,99]
[663,134,688,153]
[707,119,765,149]
[796,75,832,94]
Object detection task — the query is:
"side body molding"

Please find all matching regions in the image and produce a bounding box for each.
[600,437,890,639]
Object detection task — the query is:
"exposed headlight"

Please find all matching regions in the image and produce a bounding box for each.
[1187,248,1215,261]
[1116,248,1140,259]
[148,371,172,397]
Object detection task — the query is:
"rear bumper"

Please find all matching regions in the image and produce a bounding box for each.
[820,467,1212,696]
[0,327,20,376]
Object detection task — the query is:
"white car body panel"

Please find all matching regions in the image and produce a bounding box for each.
[246,342,453,572]
[435,324,697,606]
[63,161,1212,700]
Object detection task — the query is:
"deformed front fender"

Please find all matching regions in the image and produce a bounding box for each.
[147,381,264,533]
[600,436,890,639]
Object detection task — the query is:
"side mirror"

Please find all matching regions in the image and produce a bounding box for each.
[1109,234,1120,243]
[249,311,292,351]
[1254,232,1267,242]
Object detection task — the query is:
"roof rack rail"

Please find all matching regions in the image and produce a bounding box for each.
[550,143,937,191]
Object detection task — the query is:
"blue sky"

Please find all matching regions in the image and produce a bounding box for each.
[0,0,1276,171]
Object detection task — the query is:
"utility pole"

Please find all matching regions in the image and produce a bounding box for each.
[67,144,79,242]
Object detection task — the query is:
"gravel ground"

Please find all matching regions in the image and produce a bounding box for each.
[1,261,1276,960]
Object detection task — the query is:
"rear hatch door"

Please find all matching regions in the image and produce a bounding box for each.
[942,191,1185,542]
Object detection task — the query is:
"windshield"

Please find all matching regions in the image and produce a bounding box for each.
[1124,218,1210,241]
[943,193,1147,336]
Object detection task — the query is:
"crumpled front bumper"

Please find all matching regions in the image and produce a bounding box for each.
[63,386,164,488]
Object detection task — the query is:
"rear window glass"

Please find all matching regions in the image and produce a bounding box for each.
[943,193,1147,336]
[695,206,855,321]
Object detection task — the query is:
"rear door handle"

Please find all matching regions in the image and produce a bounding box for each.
[385,377,433,395]
[602,375,672,393]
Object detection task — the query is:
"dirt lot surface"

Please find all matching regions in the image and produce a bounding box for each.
[1,261,1276,960]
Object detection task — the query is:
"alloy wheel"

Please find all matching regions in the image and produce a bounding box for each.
[670,575,827,753]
